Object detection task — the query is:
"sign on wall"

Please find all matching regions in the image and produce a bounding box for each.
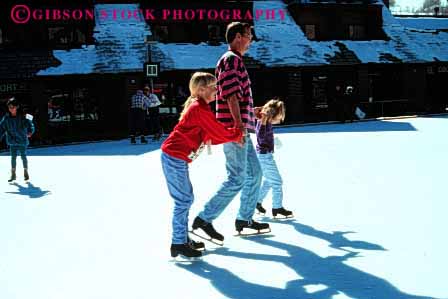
[144,62,160,78]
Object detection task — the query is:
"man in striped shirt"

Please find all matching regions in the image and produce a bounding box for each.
[192,22,270,244]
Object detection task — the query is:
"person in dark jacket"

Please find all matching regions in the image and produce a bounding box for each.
[344,86,356,123]
[0,98,35,182]
[130,89,148,144]
[144,86,162,141]
[331,84,346,123]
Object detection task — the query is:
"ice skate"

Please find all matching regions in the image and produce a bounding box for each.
[190,216,224,246]
[235,219,271,236]
[256,203,266,215]
[24,168,29,181]
[170,243,202,261]
[8,169,16,182]
[272,207,294,220]
[188,237,205,251]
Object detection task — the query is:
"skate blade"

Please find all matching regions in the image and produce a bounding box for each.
[170,255,202,263]
[234,227,271,237]
[256,211,266,216]
[273,214,294,220]
[189,230,224,246]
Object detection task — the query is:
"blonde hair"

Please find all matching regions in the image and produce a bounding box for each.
[262,98,285,123]
[179,72,216,121]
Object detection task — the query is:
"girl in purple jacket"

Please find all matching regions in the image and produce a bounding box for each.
[255,99,293,219]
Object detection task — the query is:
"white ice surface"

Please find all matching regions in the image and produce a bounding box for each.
[1,116,447,299]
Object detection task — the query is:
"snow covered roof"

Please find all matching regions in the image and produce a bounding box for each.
[397,17,448,30]
[38,1,448,76]
[38,4,148,76]
[153,0,341,69]
[149,0,448,68]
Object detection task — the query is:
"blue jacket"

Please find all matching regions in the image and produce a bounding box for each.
[0,114,35,147]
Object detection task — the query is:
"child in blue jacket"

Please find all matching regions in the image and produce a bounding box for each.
[0,98,35,182]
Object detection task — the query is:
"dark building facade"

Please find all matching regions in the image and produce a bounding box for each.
[1,0,447,148]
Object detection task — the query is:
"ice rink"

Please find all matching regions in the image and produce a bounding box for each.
[1,116,447,299]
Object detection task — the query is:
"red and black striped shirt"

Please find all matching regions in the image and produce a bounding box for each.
[215,49,255,131]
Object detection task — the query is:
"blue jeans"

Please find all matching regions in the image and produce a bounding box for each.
[10,146,28,169]
[161,152,194,245]
[257,153,283,209]
[198,135,262,222]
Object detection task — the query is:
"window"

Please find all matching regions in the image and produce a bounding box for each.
[304,25,316,40]
[311,75,328,109]
[349,25,366,40]
[208,25,221,45]
[48,27,71,45]
[47,88,99,123]
[74,29,86,44]
[153,25,169,42]
[48,92,70,123]
[48,26,88,47]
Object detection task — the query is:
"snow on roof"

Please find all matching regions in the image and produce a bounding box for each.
[334,2,448,63]
[148,0,448,69]
[397,17,448,30]
[152,43,226,71]
[153,0,340,69]
[37,45,97,75]
[38,1,448,76]
[250,0,339,66]
[380,6,448,62]
[38,4,148,76]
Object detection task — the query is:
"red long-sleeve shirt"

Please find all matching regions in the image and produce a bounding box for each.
[161,98,242,163]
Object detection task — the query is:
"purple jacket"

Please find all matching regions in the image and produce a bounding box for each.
[256,120,274,154]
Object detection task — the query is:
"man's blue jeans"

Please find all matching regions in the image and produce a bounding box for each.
[161,152,193,244]
[198,135,262,222]
[10,146,28,169]
[257,153,283,209]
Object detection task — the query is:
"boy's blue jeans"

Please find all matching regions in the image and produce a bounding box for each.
[10,146,28,169]
[257,153,283,209]
[161,152,194,245]
[198,135,262,223]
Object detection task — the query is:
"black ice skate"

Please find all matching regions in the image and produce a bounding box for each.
[24,169,29,181]
[272,207,294,220]
[188,237,205,251]
[170,243,202,261]
[8,169,16,182]
[190,216,224,246]
[256,203,266,215]
[235,219,271,236]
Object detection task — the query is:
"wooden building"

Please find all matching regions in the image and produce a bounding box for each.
[1,0,447,147]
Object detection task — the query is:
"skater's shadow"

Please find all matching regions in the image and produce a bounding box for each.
[264,220,386,253]
[6,182,51,199]
[176,260,327,299]
[203,237,437,299]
